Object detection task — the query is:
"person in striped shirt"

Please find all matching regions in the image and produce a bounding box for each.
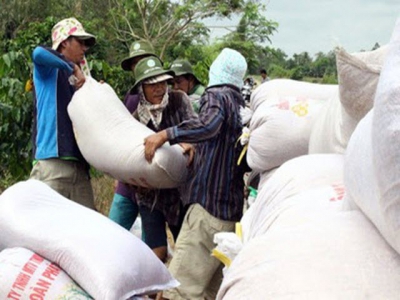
[144,48,249,300]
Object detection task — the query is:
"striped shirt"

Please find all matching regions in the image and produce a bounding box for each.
[166,85,249,221]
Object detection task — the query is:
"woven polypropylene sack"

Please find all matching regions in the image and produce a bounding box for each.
[0,180,179,300]
[68,78,187,188]
[309,45,387,154]
[0,247,92,299]
[344,18,400,255]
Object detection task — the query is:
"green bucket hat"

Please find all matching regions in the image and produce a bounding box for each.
[132,57,175,90]
[170,59,201,83]
[121,41,159,71]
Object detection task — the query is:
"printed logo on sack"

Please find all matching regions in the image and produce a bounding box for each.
[147,59,156,67]
[329,184,345,201]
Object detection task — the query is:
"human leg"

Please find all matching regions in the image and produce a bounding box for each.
[108,193,139,230]
[70,161,96,210]
[139,205,168,262]
[162,204,235,300]
[168,202,186,242]
[30,159,95,210]
[30,159,72,199]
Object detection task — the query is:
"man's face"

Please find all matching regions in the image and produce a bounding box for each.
[143,80,168,104]
[61,37,88,64]
[173,75,191,93]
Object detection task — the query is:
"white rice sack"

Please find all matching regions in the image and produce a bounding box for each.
[0,180,179,300]
[257,168,277,190]
[371,19,400,253]
[247,97,325,172]
[308,92,357,154]
[241,154,344,243]
[344,19,400,254]
[343,111,377,214]
[68,77,187,188]
[250,79,337,111]
[0,247,92,299]
[309,45,387,154]
[218,208,400,300]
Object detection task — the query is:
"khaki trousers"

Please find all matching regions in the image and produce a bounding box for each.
[163,204,235,300]
[30,159,96,210]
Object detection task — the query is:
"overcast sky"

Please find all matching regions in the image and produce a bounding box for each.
[207,0,400,58]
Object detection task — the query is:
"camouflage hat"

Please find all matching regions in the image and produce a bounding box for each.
[132,57,174,90]
[121,41,159,71]
[170,59,201,83]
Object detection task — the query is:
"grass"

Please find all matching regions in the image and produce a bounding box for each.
[92,174,116,216]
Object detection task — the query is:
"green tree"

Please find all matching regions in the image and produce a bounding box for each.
[311,50,337,78]
[0,0,111,37]
[258,47,288,76]
[0,18,56,184]
[108,0,262,59]
[219,1,278,73]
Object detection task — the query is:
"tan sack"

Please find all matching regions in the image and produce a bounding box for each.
[344,18,400,255]
[309,45,387,154]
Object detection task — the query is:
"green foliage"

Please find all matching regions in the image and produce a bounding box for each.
[235,2,278,44]
[268,63,292,79]
[220,1,278,73]
[290,66,305,80]
[0,51,33,183]
[109,0,257,59]
[190,46,219,86]
[321,73,338,84]
[257,47,287,74]
[89,60,132,98]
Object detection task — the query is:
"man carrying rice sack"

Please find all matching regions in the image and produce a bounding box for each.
[144,48,250,300]
[129,56,196,262]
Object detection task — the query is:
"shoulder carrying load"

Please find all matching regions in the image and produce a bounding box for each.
[0,180,179,300]
[246,79,335,173]
[344,18,400,255]
[68,78,188,188]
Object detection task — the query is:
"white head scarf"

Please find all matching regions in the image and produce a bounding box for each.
[208,48,247,89]
[137,85,169,130]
